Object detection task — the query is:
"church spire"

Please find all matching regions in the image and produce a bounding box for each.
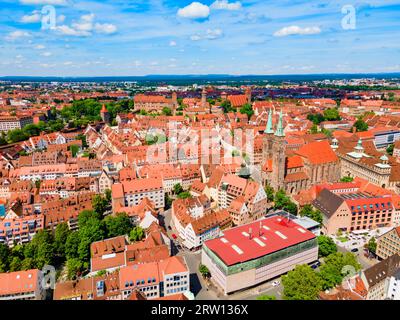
[264,109,274,134]
[275,110,285,137]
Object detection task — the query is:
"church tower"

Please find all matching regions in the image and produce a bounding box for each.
[100,104,110,124]
[271,110,286,191]
[201,87,207,108]
[262,109,275,163]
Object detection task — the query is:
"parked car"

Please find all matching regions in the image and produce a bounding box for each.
[272,280,280,287]
[351,248,359,253]
[172,234,177,240]
[311,261,321,269]
[168,226,172,230]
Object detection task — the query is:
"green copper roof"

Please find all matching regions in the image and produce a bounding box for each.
[275,110,285,137]
[264,109,274,134]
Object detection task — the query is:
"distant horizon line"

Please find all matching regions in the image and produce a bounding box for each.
[0,71,400,81]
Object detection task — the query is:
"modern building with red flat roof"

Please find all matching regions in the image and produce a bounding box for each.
[201,215,318,294]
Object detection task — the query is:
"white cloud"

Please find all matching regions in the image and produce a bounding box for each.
[55,13,116,36]
[190,35,201,41]
[169,40,177,47]
[34,44,46,50]
[63,61,73,65]
[40,51,52,57]
[5,30,31,41]
[20,11,41,23]
[177,2,210,19]
[72,13,95,32]
[210,0,241,10]
[273,25,321,37]
[206,28,223,39]
[191,29,223,41]
[55,25,91,36]
[94,23,117,34]
[20,0,67,5]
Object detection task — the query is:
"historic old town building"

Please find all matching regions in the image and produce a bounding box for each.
[262,110,341,194]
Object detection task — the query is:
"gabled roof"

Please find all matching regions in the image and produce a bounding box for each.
[363,253,400,288]
[313,189,345,218]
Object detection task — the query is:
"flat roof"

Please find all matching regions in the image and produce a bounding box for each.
[204,216,316,266]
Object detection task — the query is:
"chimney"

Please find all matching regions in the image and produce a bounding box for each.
[259,221,262,237]
[249,227,252,240]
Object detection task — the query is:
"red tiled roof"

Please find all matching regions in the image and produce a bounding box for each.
[204,216,315,266]
[296,140,338,165]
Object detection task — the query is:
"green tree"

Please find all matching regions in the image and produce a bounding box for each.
[69,144,80,157]
[103,212,133,238]
[274,190,298,215]
[264,184,274,202]
[0,243,10,272]
[239,103,254,120]
[353,119,368,132]
[173,183,184,195]
[323,108,341,121]
[104,189,112,203]
[366,237,377,254]
[9,256,22,272]
[317,235,337,258]
[92,195,109,216]
[221,100,233,113]
[319,252,361,290]
[25,230,55,269]
[340,176,354,182]
[307,113,325,125]
[387,144,394,156]
[54,223,71,257]
[78,210,103,228]
[78,218,105,263]
[21,258,34,271]
[66,258,84,280]
[130,226,145,242]
[177,191,192,199]
[7,129,28,143]
[282,264,322,300]
[22,124,41,137]
[162,107,172,116]
[199,264,210,278]
[65,232,80,260]
[299,204,323,224]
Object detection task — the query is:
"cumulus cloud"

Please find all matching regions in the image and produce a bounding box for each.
[273,25,321,37]
[34,44,46,50]
[210,0,241,10]
[5,30,31,41]
[177,2,210,19]
[20,11,41,23]
[55,13,117,36]
[94,23,118,34]
[169,40,177,47]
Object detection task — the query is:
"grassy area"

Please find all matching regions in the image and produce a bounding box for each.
[338,236,349,243]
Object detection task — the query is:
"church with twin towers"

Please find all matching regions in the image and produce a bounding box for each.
[261,109,341,194]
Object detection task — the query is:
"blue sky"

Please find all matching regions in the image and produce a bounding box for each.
[0,0,400,76]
